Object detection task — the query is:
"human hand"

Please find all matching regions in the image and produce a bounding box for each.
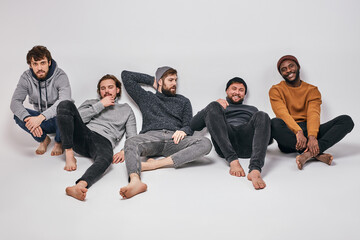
[153,77,158,90]
[113,150,125,164]
[24,115,45,134]
[31,126,43,137]
[216,99,229,109]
[307,136,319,157]
[172,130,186,144]
[100,95,115,107]
[295,130,307,151]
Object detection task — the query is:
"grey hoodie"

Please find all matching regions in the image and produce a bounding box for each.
[10,61,72,120]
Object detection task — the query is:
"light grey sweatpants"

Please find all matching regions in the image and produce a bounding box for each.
[124,130,212,177]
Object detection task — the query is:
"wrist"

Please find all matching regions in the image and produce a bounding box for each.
[39,114,46,121]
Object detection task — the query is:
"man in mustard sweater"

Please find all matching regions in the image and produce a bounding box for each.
[269,55,354,169]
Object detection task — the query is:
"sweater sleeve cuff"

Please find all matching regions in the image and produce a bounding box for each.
[93,101,105,113]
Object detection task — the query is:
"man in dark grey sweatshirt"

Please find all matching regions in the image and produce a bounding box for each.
[190,77,271,190]
[57,74,137,201]
[10,46,72,155]
[119,67,212,199]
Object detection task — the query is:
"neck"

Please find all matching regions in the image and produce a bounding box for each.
[285,78,302,87]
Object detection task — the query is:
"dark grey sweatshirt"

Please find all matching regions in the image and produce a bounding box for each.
[121,70,193,135]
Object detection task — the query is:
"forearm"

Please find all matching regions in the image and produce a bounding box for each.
[190,108,207,131]
[78,100,105,123]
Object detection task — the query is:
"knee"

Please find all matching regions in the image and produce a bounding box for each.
[57,100,75,114]
[199,137,212,155]
[124,135,143,152]
[271,118,286,129]
[254,111,270,124]
[339,115,354,133]
[206,101,224,115]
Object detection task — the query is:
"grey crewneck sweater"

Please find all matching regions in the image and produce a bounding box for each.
[78,99,137,148]
[121,70,193,135]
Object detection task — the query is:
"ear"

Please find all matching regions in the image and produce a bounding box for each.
[48,60,52,66]
[116,87,120,94]
[158,79,163,87]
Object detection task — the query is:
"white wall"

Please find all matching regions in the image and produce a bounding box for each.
[1,0,359,144]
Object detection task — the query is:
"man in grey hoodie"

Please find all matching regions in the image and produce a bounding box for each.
[10,45,72,155]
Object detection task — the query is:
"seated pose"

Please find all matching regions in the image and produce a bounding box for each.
[10,45,72,155]
[191,77,271,190]
[119,67,212,199]
[269,55,354,169]
[57,74,136,201]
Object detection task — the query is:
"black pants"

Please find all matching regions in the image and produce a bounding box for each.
[271,115,354,154]
[57,100,113,188]
[191,102,271,172]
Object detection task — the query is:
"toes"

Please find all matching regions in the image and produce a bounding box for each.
[296,160,303,170]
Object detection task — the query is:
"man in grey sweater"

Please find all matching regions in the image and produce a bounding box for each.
[119,67,212,199]
[57,74,136,201]
[10,45,72,155]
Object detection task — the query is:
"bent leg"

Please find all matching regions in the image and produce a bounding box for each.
[248,111,271,173]
[202,101,238,162]
[164,134,212,168]
[317,115,354,153]
[13,109,47,142]
[271,118,307,153]
[57,100,92,170]
[124,131,165,177]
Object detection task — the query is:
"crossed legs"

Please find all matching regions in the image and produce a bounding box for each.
[271,115,354,169]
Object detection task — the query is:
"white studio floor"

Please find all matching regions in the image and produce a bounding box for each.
[1,121,359,240]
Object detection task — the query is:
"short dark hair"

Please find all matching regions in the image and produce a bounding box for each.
[26,45,52,65]
[97,74,122,97]
[161,68,177,80]
[225,77,247,94]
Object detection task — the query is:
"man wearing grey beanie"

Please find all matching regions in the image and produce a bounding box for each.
[119,67,212,199]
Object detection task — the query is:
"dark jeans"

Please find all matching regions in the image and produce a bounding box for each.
[57,100,113,188]
[271,115,354,154]
[191,101,271,172]
[13,108,61,143]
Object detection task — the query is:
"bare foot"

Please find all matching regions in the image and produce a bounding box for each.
[315,153,333,166]
[120,174,147,199]
[65,181,88,201]
[51,142,63,156]
[296,152,313,170]
[141,157,174,172]
[229,159,245,177]
[247,170,266,190]
[64,149,77,171]
[35,136,51,155]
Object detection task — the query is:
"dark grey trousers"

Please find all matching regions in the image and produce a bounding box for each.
[124,130,212,177]
[57,100,113,188]
[191,102,271,172]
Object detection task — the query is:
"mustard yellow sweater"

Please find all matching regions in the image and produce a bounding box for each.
[269,81,322,137]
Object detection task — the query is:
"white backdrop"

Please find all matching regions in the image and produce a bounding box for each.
[1,0,359,139]
[0,0,359,240]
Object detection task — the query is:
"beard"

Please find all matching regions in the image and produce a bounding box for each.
[162,86,176,97]
[283,69,300,83]
[227,96,243,104]
[35,70,48,80]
